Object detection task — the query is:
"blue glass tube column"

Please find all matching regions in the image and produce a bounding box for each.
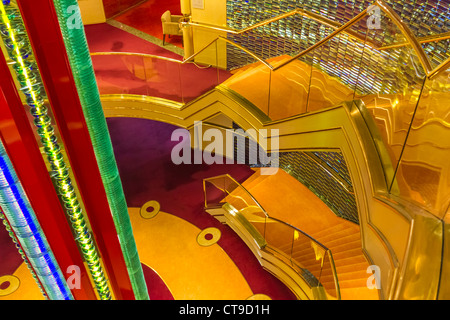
[0,139,73,300]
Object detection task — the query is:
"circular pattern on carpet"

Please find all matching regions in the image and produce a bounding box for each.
[140,200,161,219]
[0,275,20,296]
[197,227,221,247]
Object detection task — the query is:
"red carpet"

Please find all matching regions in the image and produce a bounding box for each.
[107,117,297,300]
[113,0,183,48]
[0,221,22,277]
[141,263,174,300]
[85,23,232,103]
[85,23,182,59]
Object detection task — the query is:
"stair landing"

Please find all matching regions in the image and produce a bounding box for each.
[239,168,380,300]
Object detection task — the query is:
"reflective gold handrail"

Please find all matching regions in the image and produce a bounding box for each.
[378,31,450,51]
[90,1,449,81]
[272,8,369,71]
[182,8,368,45]
[375,0,432,74]
[90,51,183,63]
[182,0,449,79]
[428,56,450,80]
[203,173,341,299]
[184,6,450,53]
[91,36,273,70]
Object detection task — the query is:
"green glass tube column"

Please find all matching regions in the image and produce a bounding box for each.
[51,0,149,300]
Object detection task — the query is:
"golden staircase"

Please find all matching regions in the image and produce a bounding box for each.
[238,168,379,300]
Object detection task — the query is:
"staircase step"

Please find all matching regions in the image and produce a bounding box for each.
[325,239,362,253]
[332,247,364,260]
[241,171,270,191]
[313,228,360,246]
[322,278,369,289]
[308,222,351,239]
[335,262,370,275]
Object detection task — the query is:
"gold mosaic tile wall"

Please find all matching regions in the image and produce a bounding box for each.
[226,0,450,94]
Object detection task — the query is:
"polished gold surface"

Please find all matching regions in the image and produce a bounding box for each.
[93,0,450,300]
[181,0,450,80]
[392,68,450,219]
[438,222,450,299]
[374,0,432,75]
[394,214,442,300]
[203,174,342,299]
[378,31,450,51]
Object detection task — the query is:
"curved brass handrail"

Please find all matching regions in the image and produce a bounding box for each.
[374,0,432,74]
[182,0,449,79]
[203,173,269,217]
[272,8,369,71]
[90,51,184,63]
[428,56,450,80]
[378,31,450,51]
[203,173,341,299]
[90,2,449,82]
[91,36,273,70]
[182,8,368,45]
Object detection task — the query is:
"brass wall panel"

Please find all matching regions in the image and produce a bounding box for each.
[393,68,450,219]
[395,214,442,300]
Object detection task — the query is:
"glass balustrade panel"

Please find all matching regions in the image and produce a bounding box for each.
[291,231,326,289]
[203,177,227,208]
[91,54,184,102]
[220,43,271,116]
[305,18,368,113]
[393,66,450,218]
[354,11,427,192]
[264,217,294,261]
[180,38,219,104]
[321,250,340,300]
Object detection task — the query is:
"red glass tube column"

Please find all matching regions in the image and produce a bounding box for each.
[0,48,97,300]
[16,0,135,300]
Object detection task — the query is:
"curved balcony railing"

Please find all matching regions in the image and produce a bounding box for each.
[90,0,450,220]
[203,174,340,300]
[90,36,272,105]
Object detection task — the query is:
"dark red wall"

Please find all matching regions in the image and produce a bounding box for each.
[103,0,145,19]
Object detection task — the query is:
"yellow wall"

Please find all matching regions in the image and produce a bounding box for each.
[190,0,227,69]
[79,0,106,25]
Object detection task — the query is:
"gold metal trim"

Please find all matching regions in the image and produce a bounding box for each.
[222,202,267,249]
[428,56,450,80]
[378,31,450,51]
[90,51,183,64]
[374,0,432,74]
[181,0,449,78]
[272,9,368,71]
[183,8,368,46]
[100,94,184,109]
